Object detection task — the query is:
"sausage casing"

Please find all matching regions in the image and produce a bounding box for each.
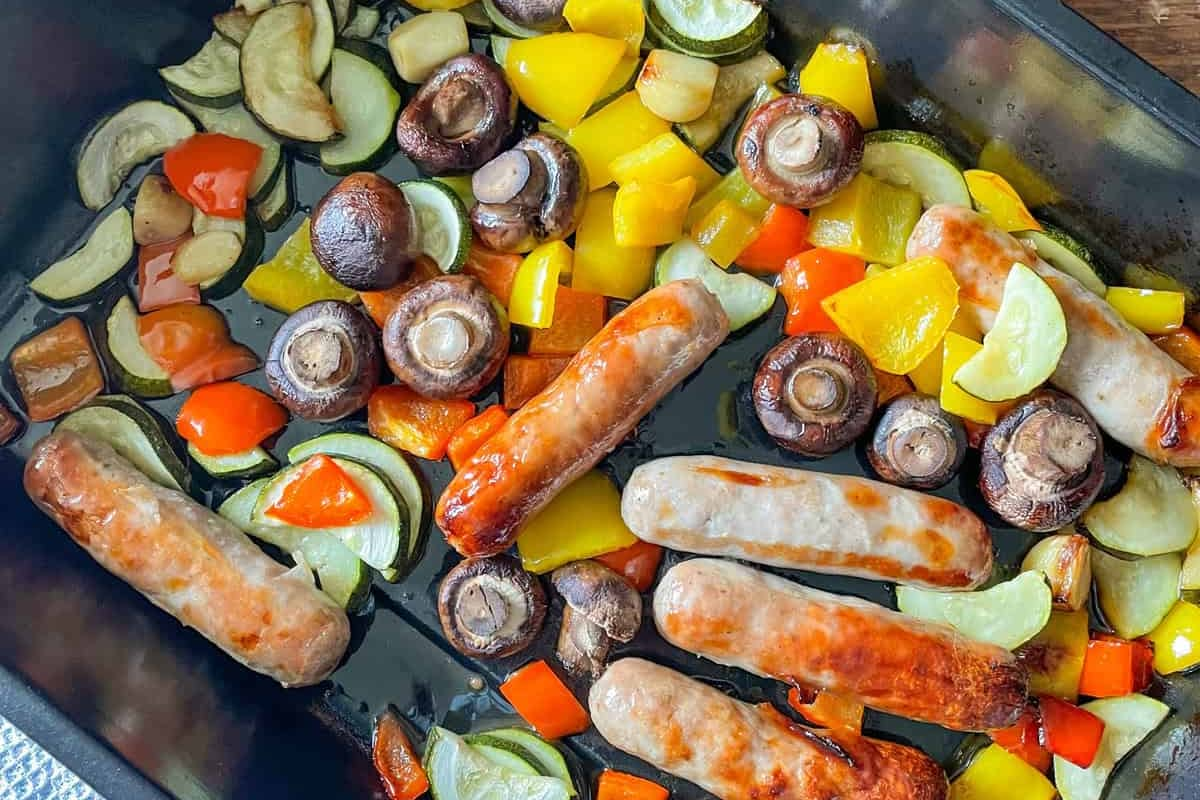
[590,658,949,800]
[437,280,728,556]
[23,431,350,687]
[621,455,993,589]
[654,559,1028,731]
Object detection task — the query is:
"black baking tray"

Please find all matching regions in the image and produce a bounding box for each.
[1,1,1198,798]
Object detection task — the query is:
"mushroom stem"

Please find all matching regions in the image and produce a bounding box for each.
[787,362,849,418]
[411,313,474,369]
[287,327,353,388]
[767,115,829,176]
[432,77,486,139]
[868,394,966,490]
[1011,411,1095,485]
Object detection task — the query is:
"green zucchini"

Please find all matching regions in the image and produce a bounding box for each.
[213,8,255,44]
[1016,225,1107,297]
[342,4,381,38]
[159,33,242,108]
[76,100,195,210]
[1091,549,1180,640]
[254,160,293,231]
[171,95,283,202]
[399,180,471,273]
[646,0,766,65]
[435,175,476,210]
[309,0,338,80]
[1082,455,1196,557]
[321,47,402,174]
[481,0,551,38]
[1054,694,1169,800]
[676,51,786,153]
[30,207,133,303]
[471,745,540,776]
[654,239,775,331]
[423,727,573,800]
[197,212,267,299]
[465,730,574,791]
[102,296,173,398]
[188,442,277,479]
[862,130,972,209]
[57,396,190,491]
[895,571,1052,650]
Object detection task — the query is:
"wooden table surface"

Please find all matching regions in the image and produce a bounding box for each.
[1068,0,1200,92]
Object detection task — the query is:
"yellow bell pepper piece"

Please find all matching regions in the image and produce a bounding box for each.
[821,256,959,374]
[1147,600,1200,675]
[948,745,1056,800]
[516,471,638,574]
[907,313,982,395]
[686,168,771,231]
[608,132,720,193]
[977,139,1061,208]
[1021,609,1089,701]
[612,177,696,247]
[692,199,761,269]
[243,219,358,313]
[572,188,655,300]
[808,172,923,265]
[1105,287,1185,334]
[563,0,643,56]
[940,332,1009,424]
[510,241,571,328]
[963,169,1042,232]
[797,42,878,130]
[566,92,672,190]
[506,33,627,129]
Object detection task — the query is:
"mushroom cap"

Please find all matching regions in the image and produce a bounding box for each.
[265,300,381,422]
[438,555,547,659]
[737,94,864,209]
[310,172,418,291]
[492,0,566,29]
[550,560,642,643]
[753,333,877,457]
[396,54,518,176]
[382,275,510,400]
[868,393,967,490]
[979,390,1105,532]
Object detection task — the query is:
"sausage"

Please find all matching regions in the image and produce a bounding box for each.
[654,559,1027,731]
[23,431,350,687]
[437,280,728,556]
[621,455,993,590]
[907,204,1200,466]
[590,658,949,800]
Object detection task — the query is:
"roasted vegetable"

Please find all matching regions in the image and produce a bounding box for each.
[438,555,547,658]
[1021,532,1092,612]
[310,172,418,291]
[1083,455,1196,556]
[868,393,966,490]
[1091,549,1181,640]
[11,318,104,422]
[551,560,641,677]
[896,571,1052,650]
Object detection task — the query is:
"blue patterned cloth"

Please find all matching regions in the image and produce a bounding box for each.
[0,716,101,800]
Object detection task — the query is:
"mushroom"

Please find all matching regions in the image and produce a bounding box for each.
[868,393,967,489]
[736,94,864,208]
[382,275,509,400]
[469,133,587,254]
[490,0,566,30]
[753,333,877,457]
[979,390,1105,532]
[551,560,642,678]
[310,172,418,291]
[395,54,518,176]
[438,555,547,659]
[265,301,381,422]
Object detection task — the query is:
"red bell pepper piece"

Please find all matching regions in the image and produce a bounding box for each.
[9,317,104,422]
[372,709,430,800]
[736,204,811,273]
[175,382,287,456]
[596,769,669,800]
[137,304,258,392]
[503,355,572,410]
[368,385,476,461]
[137,236,200,312]
[528,287,607,356]
[359,256,442,328]
[1078,634,1154,698]
[1038,695,1106,769]
[265,454,374,529]
[786,686,865,735]
[989,705,1052,773]
[499,660,590,740]
[163,133,262,219]
[778,248,866,336]
[594,539,664,592]
[463,242,522,307]
[446,405,509,470]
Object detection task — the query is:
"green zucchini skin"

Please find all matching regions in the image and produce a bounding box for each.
[645,1,768,66]
[97,295,174,400]
[200,214,266,300]
[188,442,278,479]
[159,33,242,109]
[320,45,402,175]
[57,395,191,492]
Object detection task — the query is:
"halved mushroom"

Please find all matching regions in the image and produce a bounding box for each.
[438,555,547,659]
[868,393,967,489]
[265,300,381,421]
[753,333,877,457]
[469,133,587,254]
[310,172,418,291]
[491,0,566,30]
[395,54,518,176]
[737,94,864,208]
[979,390,1105,532]
[551,560,642,678]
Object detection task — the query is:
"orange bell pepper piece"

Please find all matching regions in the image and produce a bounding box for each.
[368,385,476,461]
[137,304,258,392]
[1038,695,1105,769]
[138,235,200,312]
[874,369,913,406]
[503,355,572,410]
[10,317,104,423]
[463,242,522,307]
[596,769,669,800]
[164,133,262,219]
[736,204,811,274]
[1154,327,1200,373]
[786,687,864,735]
[372,709,430,800]
[359,257,442,327]
[446,405,509,470]
[989,705,1051,773]
[499,660,590,740]
[594,539,664,592]
[528,287,607,356]
[176,381,287,456]
[1078,634,1154,698]
[265,454,373,528]
[779,248,866,336]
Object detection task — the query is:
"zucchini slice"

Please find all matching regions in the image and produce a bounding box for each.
[862,130,972,209]
[676,51,786,153]
[57,396,189,491]
[199,213,267,299]
[170,96,283,202]
[1082,455,1196,557]
[1015,225,1107,297]
[213,8,255,44]
[30,207,133,303]
[241,3,340,143]
[76,100,196,210]
[424,727,573,800]
[465,730,574,791]
[159,33,242,108]
[254,160,293,231]
[1091,549,1181,640]
[188,442,277,479]
[472,745,541,776]
[309,0,337,80]
[654,239,776,331]
[102,296,173,398]
[342,4,381,38]
[320,47,402,174]
[481,0,550,37]
[1054,694,1169,800]
[646,0,766,64]
[895,571,1052,650]
[398,180,471,273]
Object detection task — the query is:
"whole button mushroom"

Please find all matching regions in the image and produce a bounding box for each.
[868,394,968,490]
[737,94,864,208]
[310,172,419,291]
[470,133,587,253]
[979,390,1105,533]
[491,0,567,30]
[438,555,547,659]
[395,54,518,176]
[551,560,642,678]
[265,301,381,422]
[753,333,877,457]
[382,275,509,400]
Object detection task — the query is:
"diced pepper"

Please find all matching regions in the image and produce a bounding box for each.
[564,0,644,55]
[359,256,442,327]
[164,133,262,219]
[1015,609,1089,702]
[736,205,811,274]
[939,332,1007,424]
[1038,695,1105,769]
[499,660,590,740]
[948,744,1056,800]
[907,313,982,395]
[510,242,571,328]
[612,177,696,247]
[373,709,430,800]
[137,304,258,392]
[808,172,923,265]
[446,405,509,471]
[822,255,959,374]
[571,187,656,300]
[506,33,628,129]
[0,401,22,446]
[797,42,878,130]
[1078,634,1154,698]
[594,539,664,592]
[608,131,720,192]
[686,168,771,231]
[989,706,1051,773]
[367,385,475,461]
[503,355,571,410]
[566,92,672,190]
[176,381,287,456]
[517,470,637,574]
[596,769,668,800]
[786,686,865,734]
[243,219,358,313]
[528,287,607,356]
[874,369,913,406]
[266,454,374,529]
[1105,287,1185,335]
[963,169,1041,233]
[1154,327,1200,373]
[1146,600,1200,675]
[693,199,762,269]
[463,242,522,307]
[779,248,866,336]
[138,235,200,312]
[10,317,104,422]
